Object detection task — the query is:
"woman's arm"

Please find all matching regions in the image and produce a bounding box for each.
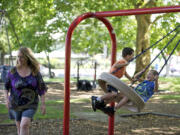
[4,90,9,109]
[40,94,46,115]
[36,72,47,115]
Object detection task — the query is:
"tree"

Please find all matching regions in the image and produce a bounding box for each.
[0,0,57,51]
[58,0,179,75]
[133,0,179,74]
[0,0,179,76]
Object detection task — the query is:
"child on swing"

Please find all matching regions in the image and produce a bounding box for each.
[91,47,135,115]
[92,69,159,116]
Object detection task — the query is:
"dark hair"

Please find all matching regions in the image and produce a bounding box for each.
[122,47,134,57]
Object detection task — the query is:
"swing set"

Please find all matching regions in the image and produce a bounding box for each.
[98,26,180,112]
[63,6,180,135]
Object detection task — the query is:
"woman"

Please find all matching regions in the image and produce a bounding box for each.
[4,47,47,135]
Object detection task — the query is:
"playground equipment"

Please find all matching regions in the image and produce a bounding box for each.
[98,24,180,113]
[98,72,145,112]
[63,6,180,135]
[76,59,97,91]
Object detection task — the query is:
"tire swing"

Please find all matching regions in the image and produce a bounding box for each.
[98,25,180,112]
[98,72,145,112]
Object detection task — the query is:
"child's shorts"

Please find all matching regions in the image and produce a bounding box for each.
[9,108,36,121]
[107,84,118,93]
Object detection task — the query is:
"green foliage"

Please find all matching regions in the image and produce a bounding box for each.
[150,13,180,53]
[0,0,57,53]
[61,0,179,56]
[0,0,179,59]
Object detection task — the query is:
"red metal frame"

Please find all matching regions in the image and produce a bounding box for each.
[63,6,180,135]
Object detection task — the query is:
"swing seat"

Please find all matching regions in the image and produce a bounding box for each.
[77,80,93,91]
[98,72,145,112]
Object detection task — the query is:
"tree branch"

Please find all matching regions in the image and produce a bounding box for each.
[143,0,156,8]
[151,13,169,25]
[149,13,170,29]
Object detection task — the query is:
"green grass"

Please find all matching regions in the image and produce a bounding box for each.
[159,76,180,83]
[34,106,63,120]
[34,100,64,120]
[0,98,89,124]
[0,104,8,114]
[70,98,90,103]
[157,94,180,103]
[0,104,15,124]
[159,77,180,92]
[33,98,89,120]
[43,77,65,82]
[1,119,14,124]
[43,77,77,83]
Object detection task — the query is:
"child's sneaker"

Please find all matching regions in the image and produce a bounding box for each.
[95,100,106,110]
[91,96,97,112]
[91,96,106,112]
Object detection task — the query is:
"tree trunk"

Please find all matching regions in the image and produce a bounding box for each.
[0,51,5,65]
[135,14,151,77]
[45,51,53,78]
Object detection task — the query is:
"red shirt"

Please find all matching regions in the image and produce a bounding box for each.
[109,59,127,78]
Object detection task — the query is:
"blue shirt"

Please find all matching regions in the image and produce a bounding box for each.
[134,80,155,102]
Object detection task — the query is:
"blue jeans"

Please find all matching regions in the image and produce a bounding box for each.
[9,108,36,121]
[107,85,118,93]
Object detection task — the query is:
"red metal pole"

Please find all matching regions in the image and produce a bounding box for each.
[95,6,180,17]
[63,12,94,135]
[63,14,117,135]
[96,17,117,135]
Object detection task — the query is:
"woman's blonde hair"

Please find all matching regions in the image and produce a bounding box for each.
[15,47,40,76]
[150,69,159,76]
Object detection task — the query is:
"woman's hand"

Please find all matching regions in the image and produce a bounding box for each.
[40,103,46,115]
[4,90,9,109]
[5,99,10,109]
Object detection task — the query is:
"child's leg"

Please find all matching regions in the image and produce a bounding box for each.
[91,85,118,113]
[100,92,117,104]
[99,85,118,104]
[115,95,128,110]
